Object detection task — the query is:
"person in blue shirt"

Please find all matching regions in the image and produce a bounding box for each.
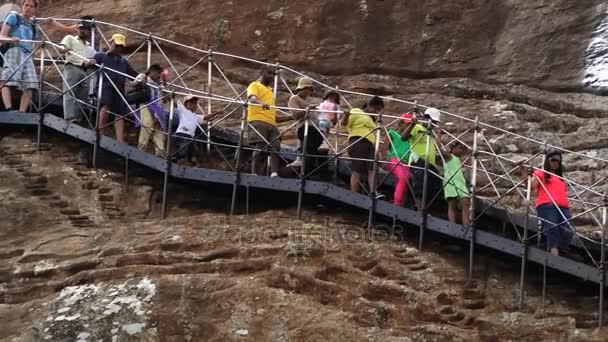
[0,0,39,112]
[0,0,74,113]
[85,33,138,144]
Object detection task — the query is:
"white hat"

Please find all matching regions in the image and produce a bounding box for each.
[424,107,441,122]
[183,95,199,104]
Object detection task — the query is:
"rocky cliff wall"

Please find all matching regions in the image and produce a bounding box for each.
[38,0,604,91]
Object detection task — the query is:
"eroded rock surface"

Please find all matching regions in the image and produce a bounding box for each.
[0,133,606,341]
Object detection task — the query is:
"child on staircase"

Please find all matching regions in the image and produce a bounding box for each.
[442,141,471,226]
[317,90,340,153]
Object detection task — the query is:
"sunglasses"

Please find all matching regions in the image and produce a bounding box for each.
[549,158,561,163]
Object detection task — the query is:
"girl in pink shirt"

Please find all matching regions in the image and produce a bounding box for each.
[317,90,340,152]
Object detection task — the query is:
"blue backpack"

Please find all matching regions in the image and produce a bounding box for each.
[0,11,37,66]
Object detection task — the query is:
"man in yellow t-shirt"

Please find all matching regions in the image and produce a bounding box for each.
[247,66,281,176]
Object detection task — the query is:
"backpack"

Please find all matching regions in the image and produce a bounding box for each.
[0,11,37,67]
[126,75,152,105]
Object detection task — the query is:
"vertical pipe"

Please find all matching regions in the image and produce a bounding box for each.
[124,154,129,193]
[246,184,250,217]
[230,105,247,216]
[206,50,213,153]
[36,44,45,150]
[367,113,382,236]
[538,142,548,248]
[90,20,96,51]
[273,61,280,101]
[88,22,98,122]
[161,94,175,219]
[392,215,397,237]
[92,66,104,169]
[468,117,479,281]
[297,110,310,220]
[146,34,152,69]
[334,85,342,182]
[419,118,433,250]
[542,257,547,318]
[600,196,607,328]
[518,167,533,310]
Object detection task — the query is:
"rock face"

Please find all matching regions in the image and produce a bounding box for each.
[2,1,608,340]
[585,3,608,91]
[0,132,603,341]
[39,0,604,90]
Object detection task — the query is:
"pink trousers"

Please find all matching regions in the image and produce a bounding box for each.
[386,157,411,206]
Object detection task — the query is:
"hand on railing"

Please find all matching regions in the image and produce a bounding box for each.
[2,36,20,44]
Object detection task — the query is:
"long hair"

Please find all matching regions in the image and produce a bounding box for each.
[542,150,564,183]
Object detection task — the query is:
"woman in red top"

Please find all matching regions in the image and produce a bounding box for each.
[528,151,574,256]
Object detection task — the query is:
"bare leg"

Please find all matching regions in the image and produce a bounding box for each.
[550,248,559,257]
[270,153,280,174]
[115,117,126,144]
[414,198,422,211]
[367,170,376,195]
[99,106,111,136]
[2,86,12,109]
[252,145,266,175]
[461,197,471,226]
[447,199,458,224]
[351,171,361,193]
[19,89,32,112]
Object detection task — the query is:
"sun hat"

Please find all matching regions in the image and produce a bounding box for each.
[424,107,441,122]
[295,77,313,91]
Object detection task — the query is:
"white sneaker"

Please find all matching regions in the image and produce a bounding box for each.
[270,172,279,178]
[288,157,303,168]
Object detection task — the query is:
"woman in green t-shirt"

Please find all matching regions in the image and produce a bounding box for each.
[381,113,413,206]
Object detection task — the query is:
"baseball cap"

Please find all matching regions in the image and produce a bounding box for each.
[110,33,126,46]
[400,113,413,123]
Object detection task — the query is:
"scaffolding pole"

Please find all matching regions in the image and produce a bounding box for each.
[600,195,607,328]
[207,49,213,153]
[230,105,247,216]
[297,109,310,220]
[519,167,533,310]
[92,66,104,169]
[419,119,433,250]
[468,117,480,281]
[161,93,175,219]
[36,44,46,150]
[368,112,382,236]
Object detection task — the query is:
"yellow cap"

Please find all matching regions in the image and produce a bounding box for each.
[110,33,126,46]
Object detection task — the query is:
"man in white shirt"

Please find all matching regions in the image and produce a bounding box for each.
[60,18,95,122]
[173,95,217,165]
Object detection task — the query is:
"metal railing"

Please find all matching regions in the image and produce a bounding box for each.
[1,17,606,327]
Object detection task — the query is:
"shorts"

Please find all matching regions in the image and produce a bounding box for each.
[410,159,443,203]
[1,47,38,90]
[444,175,471,199]
[297,124,323,154]
[99,86,130,118]
[247,120,281,152]
[348,137,374,174]
[536,204,574,252]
